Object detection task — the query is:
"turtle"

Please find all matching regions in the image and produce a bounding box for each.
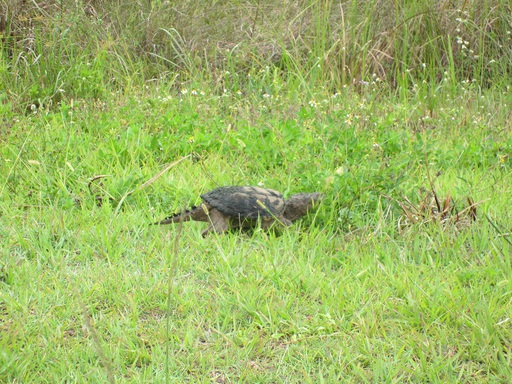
[152,186,323,237]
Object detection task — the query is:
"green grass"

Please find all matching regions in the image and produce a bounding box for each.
[2,82,511,382]
[1,0,512,382]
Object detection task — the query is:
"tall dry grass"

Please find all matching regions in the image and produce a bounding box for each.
[1,0,511,110]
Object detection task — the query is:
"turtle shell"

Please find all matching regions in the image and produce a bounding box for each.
[201,186,285,219]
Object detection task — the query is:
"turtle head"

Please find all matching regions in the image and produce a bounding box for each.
[283,192,323,222]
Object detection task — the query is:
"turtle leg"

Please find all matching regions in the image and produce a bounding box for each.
[274,216,292,227]
[260,216,292,230]
[259,218,276,230]
[202,208,229,237]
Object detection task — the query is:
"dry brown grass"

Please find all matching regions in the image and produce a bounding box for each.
[397,189,480,232]
[3,0,511,88]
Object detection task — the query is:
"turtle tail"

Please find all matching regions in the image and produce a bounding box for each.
[151,206,198,225]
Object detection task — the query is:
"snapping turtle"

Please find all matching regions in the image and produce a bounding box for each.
[153,186,323,237]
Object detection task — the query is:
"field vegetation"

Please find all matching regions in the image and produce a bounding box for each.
[1,0,511,382]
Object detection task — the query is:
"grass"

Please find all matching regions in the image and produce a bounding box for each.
[1,0,512,382]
